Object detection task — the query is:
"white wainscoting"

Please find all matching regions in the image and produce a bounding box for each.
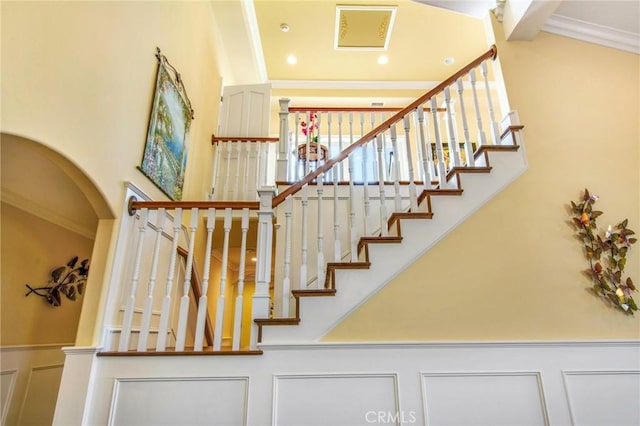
[54,341,640,426]
[108,376,249,426]
[0,344,68,426]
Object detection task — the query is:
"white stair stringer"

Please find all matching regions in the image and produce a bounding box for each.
[260,147,528,345]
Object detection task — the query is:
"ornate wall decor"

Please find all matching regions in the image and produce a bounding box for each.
[138,47,194,201]
[570,189,637,314]
[25,256,90,307]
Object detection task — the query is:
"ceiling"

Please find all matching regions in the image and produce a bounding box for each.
[212,0,639,108]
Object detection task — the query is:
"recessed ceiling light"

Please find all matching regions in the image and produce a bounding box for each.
[280,23,290,32]
[286,55,297,65]
[377,55,389,65]
[444,57,455,65]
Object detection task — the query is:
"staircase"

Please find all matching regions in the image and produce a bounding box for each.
[257,140,526,344]
[105,45,527,354]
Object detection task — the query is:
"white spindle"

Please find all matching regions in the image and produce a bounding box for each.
[281,199,293,315]
[119,208,149,352]
[338,112,345,180]
[241,142,250,200]
[415,107,435,191]
[260,142,269,188]
[316,171,325,288]
[300,185,309,288]
[481,61,501,145]
[361,113,371,236]
[210,142,220,199]
[277,98,290,182]
[213,208,232,350]
[444,87,461,168]
[430,97,447,186]
[333,165,341,262]
[456,77,475,167]
[403,116,419,212]
[294,112,302,180]
[156,208,182,351]
[232,208,250,350]
[233,142,242,200]
[175,208,199,351]
[389,122,402,212]
[305,111,312,175]
[194,208,216,351]
[470,69,488,148]
[224,142,232,199]
[376,134,389,236]
[137,208,166,352]
[348,113,358,262]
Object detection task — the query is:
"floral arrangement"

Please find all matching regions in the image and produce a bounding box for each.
[570,189,637,314]
[300,112,319,143]
[25,256,90,307]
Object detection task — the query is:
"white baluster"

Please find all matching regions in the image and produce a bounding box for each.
[305,111,312,175]
[338,112,345,180]
[316,171,325,288]
[326,112,332,181]
[361,112,371,236]
[456,77,475,166]
[300,185,309,288]
[348,113,358,262]
[294,112,301,180]
[444,87,461,168]
[389,122,402,212]
[403,116,419,212]
[241,142,250,200]
[156,208,183,351]
[281,199,293,315]
[213,208,232,350]
[430,97,447,187]
[470,69,488,148]
[233,142,242,200]
[376,135,389,236]
[175,208,199,351]
[260,142,269,189]
[414,108,430,191]
[224,142,232,199]
[481,60,501,145]
[210,142,220,199]
[194,208,216,351]
[333,165,341,262]
[232,208,250,350]
[137,208,166,352]
[119,208,149,352]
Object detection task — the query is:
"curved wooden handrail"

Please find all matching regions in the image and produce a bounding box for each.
[272,44,498,207]
[211,135,279,145]
[129,199,260,215]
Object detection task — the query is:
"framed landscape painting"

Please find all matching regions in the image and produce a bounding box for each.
[139,50,193,201]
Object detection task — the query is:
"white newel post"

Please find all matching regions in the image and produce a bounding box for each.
[277,98,290,182]
[250,187,276,349]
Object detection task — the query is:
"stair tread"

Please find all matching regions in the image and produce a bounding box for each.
[390,212,433,219]
[422,188,463,195]
[360,236,403,243]
[254,317,300,325]
[293,289,337,297]
[327,261,371,269]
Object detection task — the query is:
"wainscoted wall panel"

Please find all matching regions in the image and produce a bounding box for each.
[0,369,17,426]
[422,372,548,426]
[563,370,640,426]
[273,374,398,426]
[60,341,640,426]
[18,364,64,426]
[108,376,249,426]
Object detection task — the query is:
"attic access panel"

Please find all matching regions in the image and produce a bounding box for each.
[335,5,398,50]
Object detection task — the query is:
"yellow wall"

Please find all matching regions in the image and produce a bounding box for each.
[1,203,95,345]
[1,1,221,209]
[1,1,224,346]
[325,29,640,341]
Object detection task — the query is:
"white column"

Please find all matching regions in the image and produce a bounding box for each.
[430,96,447,187]
[213,208,232,351]
[481,60,501,145]
[250,188,276,349]
[277,98,290,181]
[444,87,461,168]
[470,69,488,148]
[175,208,199,351]
[403,116,419,212]
[390,123,402,212]
[232,208,250,350]
[156,208,182,351]
[316,171,325,288]
[194,208,216,351]
[456,77,475,167]
[376,134,389,236]
[281,198,293,316]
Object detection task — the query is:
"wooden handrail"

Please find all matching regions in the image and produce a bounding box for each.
[128,198,260,215]
[211,135,279,145]
[288,106,446,113]
[272,44,498,207]
[177,246,214,348]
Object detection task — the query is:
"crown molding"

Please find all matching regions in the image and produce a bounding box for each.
[1,189,96,239]
[269,80,441,91]
[543,14,640,54]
